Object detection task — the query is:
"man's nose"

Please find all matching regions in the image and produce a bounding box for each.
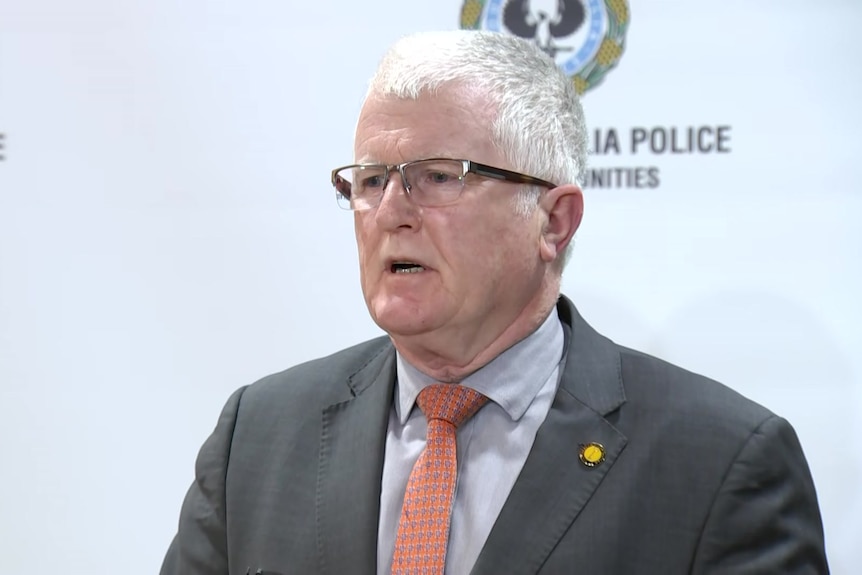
[373,169,420,229]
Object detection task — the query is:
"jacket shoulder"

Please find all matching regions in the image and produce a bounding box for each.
[239,335,393,412]
[616,344,775,437]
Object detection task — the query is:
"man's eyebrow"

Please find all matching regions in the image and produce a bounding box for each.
[353,153,462,164]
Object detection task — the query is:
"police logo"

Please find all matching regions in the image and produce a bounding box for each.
[460,0,630,94]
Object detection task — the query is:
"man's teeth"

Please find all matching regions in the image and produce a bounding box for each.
[392,263,425,273]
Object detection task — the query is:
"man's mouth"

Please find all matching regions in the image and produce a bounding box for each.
[390,262,426,274]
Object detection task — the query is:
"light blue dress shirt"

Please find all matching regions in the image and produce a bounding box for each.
[377,308,565,574]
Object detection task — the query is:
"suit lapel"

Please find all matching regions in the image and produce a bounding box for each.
[472,297,628,574]
[316,343,396,575]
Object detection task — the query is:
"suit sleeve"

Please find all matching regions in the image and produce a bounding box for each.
[691,414,829,574]
[160,386,248,575]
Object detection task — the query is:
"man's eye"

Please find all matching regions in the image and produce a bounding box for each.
[361,174,385,188]
[418,169,460,186]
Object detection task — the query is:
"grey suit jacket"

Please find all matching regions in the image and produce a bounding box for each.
[161,296,828,574]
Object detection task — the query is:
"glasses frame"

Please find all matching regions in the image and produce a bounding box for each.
[330,158,558,211]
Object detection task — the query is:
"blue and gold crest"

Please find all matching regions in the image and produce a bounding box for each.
[460,0,630,94]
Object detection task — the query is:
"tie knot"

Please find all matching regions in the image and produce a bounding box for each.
[416,384,489,428]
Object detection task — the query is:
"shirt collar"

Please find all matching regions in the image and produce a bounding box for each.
[394,307,565,424]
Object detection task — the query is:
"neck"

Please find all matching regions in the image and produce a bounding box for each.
[390,287,560,382]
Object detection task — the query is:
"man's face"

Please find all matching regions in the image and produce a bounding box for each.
[353,89,548,356]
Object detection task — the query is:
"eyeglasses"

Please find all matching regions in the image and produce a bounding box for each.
[330,158,557,211]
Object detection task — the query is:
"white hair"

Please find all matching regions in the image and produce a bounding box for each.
[365,30,587,268]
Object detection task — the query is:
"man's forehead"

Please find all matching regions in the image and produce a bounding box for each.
[353,91,497,162]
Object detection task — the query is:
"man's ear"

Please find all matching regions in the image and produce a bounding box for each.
[538,184,584,263]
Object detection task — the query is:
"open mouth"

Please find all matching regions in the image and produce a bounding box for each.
[390,262,426,274]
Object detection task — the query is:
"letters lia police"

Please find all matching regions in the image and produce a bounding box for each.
[584,125,732,189]
[593,126,732,155]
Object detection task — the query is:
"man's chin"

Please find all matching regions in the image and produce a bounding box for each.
[369,306,438,339]
[373,316,435,338]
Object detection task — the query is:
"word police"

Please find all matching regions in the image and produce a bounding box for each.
[584,125,732,189]
[592,125,731,155]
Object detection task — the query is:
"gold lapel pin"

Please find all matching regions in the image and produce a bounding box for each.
[579,442,605,467]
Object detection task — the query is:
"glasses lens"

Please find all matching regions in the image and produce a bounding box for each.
[334,165,387,210]
[333,172,352,210]
[404,159,465,206]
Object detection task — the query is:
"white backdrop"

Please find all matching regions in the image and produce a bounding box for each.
[0,0,859,572]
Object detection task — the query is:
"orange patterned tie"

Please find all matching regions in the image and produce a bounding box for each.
[391,383,489,575]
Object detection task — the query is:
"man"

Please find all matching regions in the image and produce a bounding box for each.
[161,31,828,574]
